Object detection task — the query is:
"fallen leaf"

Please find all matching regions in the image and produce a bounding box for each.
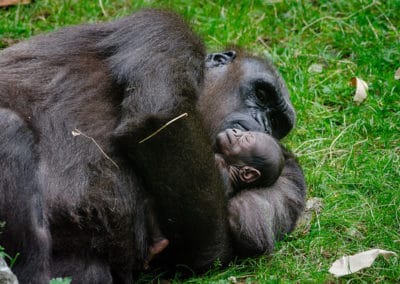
[308,63,324,73]
[0,257,18,284]
[296,197,324,231]
[329,249,397,277]
[305,197,324,212]
[0,0,30,7]
[395,67,400,80]
[350,77,368,104]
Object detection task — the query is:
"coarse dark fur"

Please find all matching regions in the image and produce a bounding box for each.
[0,8,306,283]
[0,109,51,283]
[227,147,306,255]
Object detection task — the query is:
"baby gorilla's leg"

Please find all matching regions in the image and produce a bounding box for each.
[144,238,170,269]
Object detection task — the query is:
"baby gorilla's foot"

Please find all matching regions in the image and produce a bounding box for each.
[144,238,169,269]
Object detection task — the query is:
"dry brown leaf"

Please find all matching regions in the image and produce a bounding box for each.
[395,67,400,80]
[0,0,30,7]
[350,77,368,104]
[296,197,324,232]
[308,63,324,73]
[0,258,18,284]
[329,249,397,277]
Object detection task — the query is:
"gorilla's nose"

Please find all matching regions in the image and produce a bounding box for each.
[205,51,237,68]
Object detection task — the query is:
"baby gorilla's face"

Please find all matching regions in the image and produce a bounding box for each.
[215,128,284,191]
[215,128,269,165]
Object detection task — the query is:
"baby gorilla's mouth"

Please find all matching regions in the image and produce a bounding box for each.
[226,130,232,144]
[215,130,231,154]
[232,122,248,131]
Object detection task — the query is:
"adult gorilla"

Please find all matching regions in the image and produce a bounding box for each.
[0,9,305,283]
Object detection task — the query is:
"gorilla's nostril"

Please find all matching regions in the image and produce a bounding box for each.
[205,51,237,68]
[213,54,226,63]
[223,51,236,60]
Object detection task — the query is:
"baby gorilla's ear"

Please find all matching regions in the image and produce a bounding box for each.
[239,166,261,183]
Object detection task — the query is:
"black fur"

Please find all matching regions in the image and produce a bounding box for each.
[227,148,306,255]
[0,109,51,283]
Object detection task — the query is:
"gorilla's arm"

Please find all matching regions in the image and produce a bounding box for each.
[108,10,232,269]
[0,109,51,283]
[227,147,306,256]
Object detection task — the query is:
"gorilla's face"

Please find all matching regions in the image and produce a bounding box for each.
[199,51,295,143]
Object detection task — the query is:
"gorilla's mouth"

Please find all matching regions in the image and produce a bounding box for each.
[222,118,269,135]
[219,111,269,135]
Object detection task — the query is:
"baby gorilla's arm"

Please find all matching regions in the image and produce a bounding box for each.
[215,154,236,197]
[258,134,285,187]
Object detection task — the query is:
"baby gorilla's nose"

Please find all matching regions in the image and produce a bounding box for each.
[231,128,242,135]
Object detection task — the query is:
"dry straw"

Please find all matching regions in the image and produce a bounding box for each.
[139,113,188,143]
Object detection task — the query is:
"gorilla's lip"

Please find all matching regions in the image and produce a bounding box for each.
[230,120,272,135]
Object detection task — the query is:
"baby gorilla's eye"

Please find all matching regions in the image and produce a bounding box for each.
[241,133,253,144]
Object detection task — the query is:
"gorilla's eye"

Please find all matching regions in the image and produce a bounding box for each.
[255,88,268,105]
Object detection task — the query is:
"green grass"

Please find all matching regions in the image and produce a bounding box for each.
[1,0,399,282]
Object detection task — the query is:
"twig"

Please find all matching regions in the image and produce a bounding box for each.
[139,113,188,144]
[72,128,119,169]
[98,0,108,17]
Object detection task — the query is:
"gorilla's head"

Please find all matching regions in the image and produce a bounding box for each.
[198,50,295,144]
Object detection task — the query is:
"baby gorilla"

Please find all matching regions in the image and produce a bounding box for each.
[145,128,284,267]
[215,128,285,197]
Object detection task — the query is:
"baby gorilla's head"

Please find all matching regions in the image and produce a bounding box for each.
[215,128,284,195]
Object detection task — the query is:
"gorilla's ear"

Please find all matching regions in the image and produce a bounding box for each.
[205,51,236,68]
[239,166,261,184]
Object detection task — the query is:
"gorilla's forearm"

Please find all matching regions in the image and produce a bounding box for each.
[120,109,233,270]
[106,14,233,269]
[227,147,306,256]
